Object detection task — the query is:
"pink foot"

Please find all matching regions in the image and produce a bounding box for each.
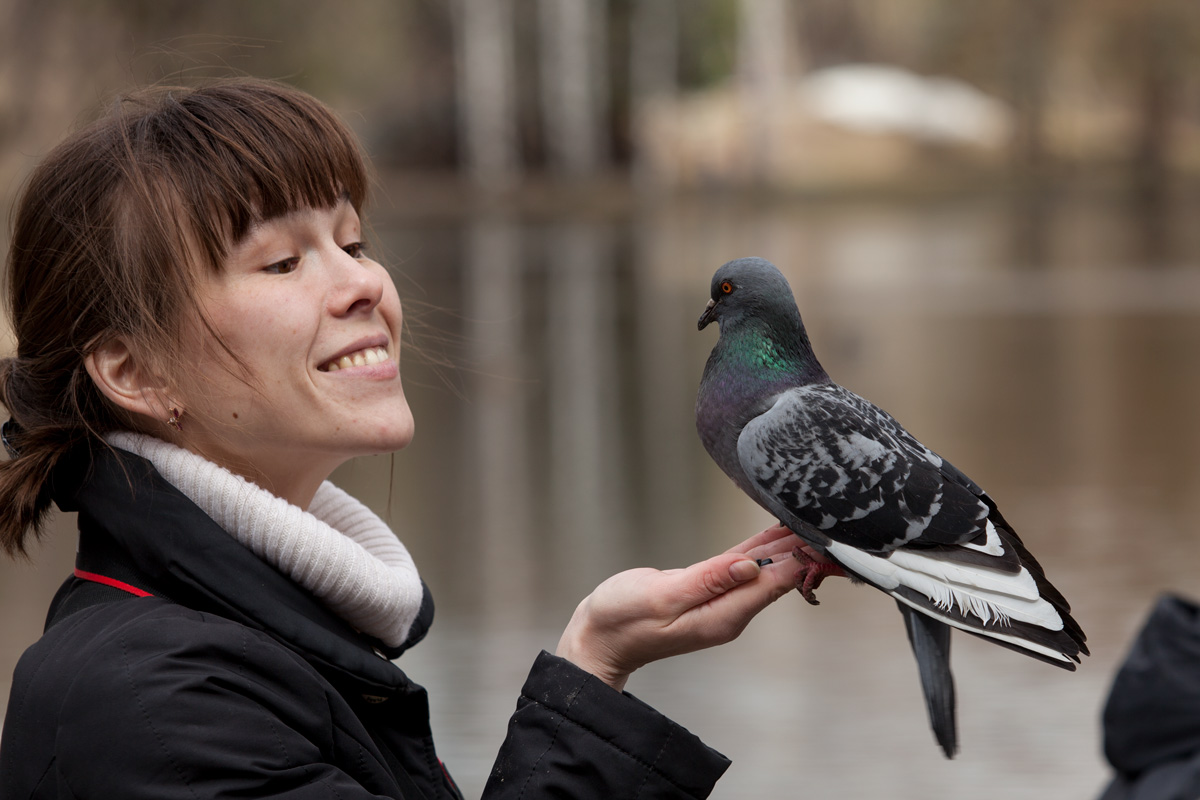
[792,546,846,606]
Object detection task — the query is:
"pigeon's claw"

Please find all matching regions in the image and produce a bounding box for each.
[792,546,846,605]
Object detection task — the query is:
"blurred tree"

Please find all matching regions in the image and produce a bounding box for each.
[1004,0,1058,179]
[799,0,873,68]
[2,0,1199,194]
[1129,0,1189,199]
[1087,0,1199,191]
[677,0,739,90]
[736,0,797,187]
[1116,0,1196,262]
[629,0,679,185]
[537,0,610,176]
[453,0,521,190]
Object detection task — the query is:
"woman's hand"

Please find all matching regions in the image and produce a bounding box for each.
[555,525,807,691]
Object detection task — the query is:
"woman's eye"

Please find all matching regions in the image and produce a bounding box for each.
[343,241,366,259]
[264,257,299,275]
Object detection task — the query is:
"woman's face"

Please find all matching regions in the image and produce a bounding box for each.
[173,198,414,507]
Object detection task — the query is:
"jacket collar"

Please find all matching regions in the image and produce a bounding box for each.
[51,444,434,696]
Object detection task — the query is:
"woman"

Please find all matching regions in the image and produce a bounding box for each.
[0,79,801,799]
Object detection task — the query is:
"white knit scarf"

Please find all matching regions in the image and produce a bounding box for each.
[106,432,423,648]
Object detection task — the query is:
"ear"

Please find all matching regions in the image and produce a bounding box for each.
[84,336,176,425]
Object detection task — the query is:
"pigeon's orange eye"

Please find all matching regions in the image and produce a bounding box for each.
[720,281,734,295]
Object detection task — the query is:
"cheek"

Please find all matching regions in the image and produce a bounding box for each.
[207,292,305,362]
[173,308,279,410]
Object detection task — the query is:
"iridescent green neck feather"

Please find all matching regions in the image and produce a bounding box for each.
[721,322,827,385]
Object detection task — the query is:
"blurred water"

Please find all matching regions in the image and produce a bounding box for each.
[3,190,1199,798]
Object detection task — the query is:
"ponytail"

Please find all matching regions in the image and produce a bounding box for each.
[1,349,160,556]
[0,359,77,554]
[0,421,71,557]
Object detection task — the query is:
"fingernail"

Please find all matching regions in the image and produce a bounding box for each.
[756,557,773,567]
[729,559,760,582]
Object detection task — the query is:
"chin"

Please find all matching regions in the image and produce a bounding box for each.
[342,432,411,463]
[377,410,415,453]
[389,427,415,453]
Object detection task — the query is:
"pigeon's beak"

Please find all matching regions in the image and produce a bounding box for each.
[697,298,718,331]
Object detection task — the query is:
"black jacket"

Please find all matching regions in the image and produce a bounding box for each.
[0,446,730,799]
[1099,594,1200,800]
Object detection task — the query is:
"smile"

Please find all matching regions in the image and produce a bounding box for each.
[319,346,390,372]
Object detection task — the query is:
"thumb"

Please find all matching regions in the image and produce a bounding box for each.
[673,553,762,608]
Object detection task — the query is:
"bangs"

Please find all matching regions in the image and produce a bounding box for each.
[123,80,369,272]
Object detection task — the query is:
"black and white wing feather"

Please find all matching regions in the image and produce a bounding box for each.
[737,383,1087,667]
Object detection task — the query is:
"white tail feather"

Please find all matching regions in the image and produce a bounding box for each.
[827,541,1065,632]
[891,593,1074,664]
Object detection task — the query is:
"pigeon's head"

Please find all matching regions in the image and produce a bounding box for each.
[697,257,799,333]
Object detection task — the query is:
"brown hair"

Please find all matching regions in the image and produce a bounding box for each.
[0,78,369,555]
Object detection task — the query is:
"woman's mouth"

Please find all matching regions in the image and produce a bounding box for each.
[319,346,389,372]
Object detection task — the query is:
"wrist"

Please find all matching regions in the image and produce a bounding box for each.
[555,601,631,692]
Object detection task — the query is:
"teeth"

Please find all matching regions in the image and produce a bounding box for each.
[322,346,389,372]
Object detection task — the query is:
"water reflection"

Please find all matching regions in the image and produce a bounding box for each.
[3,193,1199,798]
[462,217,537,619]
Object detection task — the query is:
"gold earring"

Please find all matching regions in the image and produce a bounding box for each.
[167,407,184,432]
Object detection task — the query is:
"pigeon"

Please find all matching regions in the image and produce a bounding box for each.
[695,256,1087,758]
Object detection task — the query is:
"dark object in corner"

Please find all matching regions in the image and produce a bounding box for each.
[1099,594,1200,800]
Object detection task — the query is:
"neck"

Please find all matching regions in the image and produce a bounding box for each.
[718,318,827,385]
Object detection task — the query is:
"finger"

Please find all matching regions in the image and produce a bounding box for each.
[740,536,802,564]
[664,534,794,573]
[668,552,768,611]
[724,559,799,610]
[671,559,802,647]
[744,539,801,565]
[726,559,803,610]
[724,524,795,556]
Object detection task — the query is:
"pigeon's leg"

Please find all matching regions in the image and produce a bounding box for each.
[792,546,846,605]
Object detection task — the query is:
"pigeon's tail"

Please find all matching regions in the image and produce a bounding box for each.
[826,520,1088,669]
[898,602,957,759]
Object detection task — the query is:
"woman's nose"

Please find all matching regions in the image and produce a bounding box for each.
[330,248,383,316]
